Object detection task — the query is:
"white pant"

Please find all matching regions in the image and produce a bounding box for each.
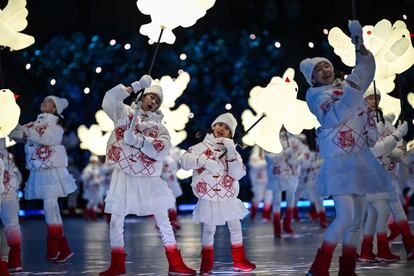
[272,189,295,213]
[364,199,390,236]
[324,195,366,247]
[201,219,243,246]
[110,211,176,248]
[43,198,62,224]
[1,193,21,246]
[252,184,273,205]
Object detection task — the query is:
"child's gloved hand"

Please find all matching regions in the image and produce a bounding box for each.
[221,138,236,154]
[348,20,363,47]
[123,130,144,148]
[393,121,408,140]
[204,159,220,174]
[131,74,153,93]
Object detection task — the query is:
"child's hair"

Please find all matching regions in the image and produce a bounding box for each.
[377,108,385,124]
[54,112,65,126]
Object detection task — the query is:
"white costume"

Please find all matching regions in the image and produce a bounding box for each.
[161,147,183,198]
[82,159,104,214]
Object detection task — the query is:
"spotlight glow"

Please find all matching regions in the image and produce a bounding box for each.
[95,67,102,73]
[84,87,90,94]
[250,34,256,40]
[25,63,31,70]
[308,42,314,48]
[50,79,56,86]
[323,29,329,35]
[225,103,232,110]
[274,41,281,48]
[124,43,131,50]
[188,112,194,119]
[109,39,116,46]
[403,14,408,20]
[180,53,187,60]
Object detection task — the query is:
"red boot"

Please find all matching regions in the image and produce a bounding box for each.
[54,236,74,263]
[165,246,196,275]
[359,235,376,262]
[309,203,318,222]
[0,260,10,276]
[307,248,332,276]
[319,211,328,228]
[273,212,281,238]
[100,249,127,276]
[338,255,356,276]
[397,220,414,259]
[7,246,22,272]
[262,204,272,222]
[83,208,90,220]
[376,233,400,262]
[231,245,256,272]
[46,225,60,261]
[200,246,214,275]
[283,207,294,234]
[388,220,400,241]
[404,195,411,214]
[293,206,300,222]
[168,209,181,230]
[250,203,258,221]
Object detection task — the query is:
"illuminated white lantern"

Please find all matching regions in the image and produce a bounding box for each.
[241,68,319,153]
[0,89,20,138]
[153,71,191,146]
[5,137,16,147]
[328,19,414,94]
[137,0,215,44]
[408,92,414,109]
[0,0,35,50]
[77,124,109,156]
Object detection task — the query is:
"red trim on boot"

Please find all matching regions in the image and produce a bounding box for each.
[200,246,214,275]
[262,204,272,222]
[273,212,281,238]
[250,203,258,221]
[7,246,22,272]
[169,209,181,231]
[307,248,333,276]
[359,235,376,262]
[338,255,356,276]
[376,233,400,262]
[309,203,318,222]
[397,220,414,257]
[99,248,127,276]
[388,220,401,241]
[319,211,328,228]
[231,245,256,272]
[0,260,10,276]
[165,246,196,275]
[405,195,411,214]
[283,207,294,234]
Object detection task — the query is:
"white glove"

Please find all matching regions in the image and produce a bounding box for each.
[204,159,220,174]
[131,75,153,93]
[123,130,144,148]
[284,148,293,156]
[348,20,363,48]
[221,138,236,154]
[393,121,408,140]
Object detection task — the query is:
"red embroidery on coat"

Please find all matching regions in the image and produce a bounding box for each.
[137,152,156,167]
[333,89,343,96]
[25,122,34,128]
[115,126,127,141]
[222,174,234,189]
[107,145,122,162]
[338,130,356,148]
[3,170,10,185]
[35,145,53,161]
[320,99,335,114]
[196,181,207,194]
[35,124,48,136]
[196,167,205,174]
[143,126,159,138]
[272,166,281,175]
[152,139,165,153]
[203,148,214,159]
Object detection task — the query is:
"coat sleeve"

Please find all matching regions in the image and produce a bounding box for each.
[25,124,63,146]
[140,125,171,161]
[227,152,246,180]
[307,85,364,128]
[180,144,204,170]
[371,135,396,158]
[102,84,130,122]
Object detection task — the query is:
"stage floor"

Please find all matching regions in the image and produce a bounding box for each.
[3,214,414,275]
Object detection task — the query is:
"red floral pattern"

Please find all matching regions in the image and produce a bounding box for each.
[337,130,356,149]
[3,170,10,185]
[115,126,128,141]
[152,139,165,153]
[35,145,53,161]
[197,167,205,174]
[272,165,281,175]
[107,145,122,162]
[143,126,159,138]
[222,174,234,189]
[203,148,214,159]
[320,99,335,114]
[35,124,48,136]
[196,181,207,194]
[137,152,156,167]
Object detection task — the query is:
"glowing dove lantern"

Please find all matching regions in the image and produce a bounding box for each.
[153,71,191,146]
[137,0,215,44]
[241,68,317,153]
[0,0,35,50]
[407,139,414,152]
[77,124,109,156]
[5,137,16,148]
[0,89,20,138]
[283,99,320,134]
[95,109,114,132]
[328,19,414,93]
[408,92,414,109]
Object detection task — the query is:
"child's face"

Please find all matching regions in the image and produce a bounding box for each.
[365,95,380,110]
[212,122,231,138]
[40,98,57,114]
[312,62,334,86]
[141,93,161,112]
